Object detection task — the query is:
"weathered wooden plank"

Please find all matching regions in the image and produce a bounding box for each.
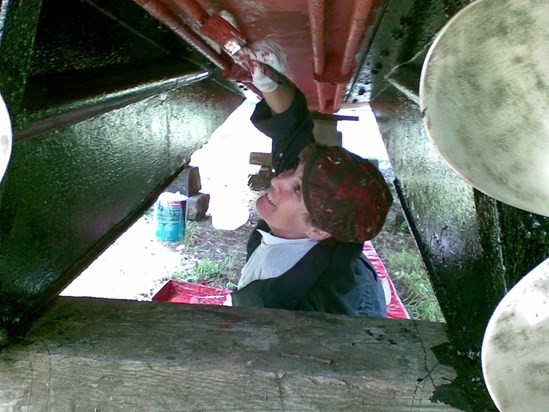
[0,297,463,411]
[249,152,272,167]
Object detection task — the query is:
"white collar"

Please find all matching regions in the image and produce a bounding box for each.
[257,229,316,246]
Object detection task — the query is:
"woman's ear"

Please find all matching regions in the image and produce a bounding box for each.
[305,226,332,241]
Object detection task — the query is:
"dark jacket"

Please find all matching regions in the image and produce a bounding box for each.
[231,88,386,317]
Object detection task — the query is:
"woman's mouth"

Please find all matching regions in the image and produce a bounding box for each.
[266,191,275,207]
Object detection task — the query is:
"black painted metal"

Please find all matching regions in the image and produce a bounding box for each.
[0,0,243,342]
[355,1,548,409]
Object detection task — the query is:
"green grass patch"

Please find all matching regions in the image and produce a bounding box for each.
[384,249,445,322]
[178,220,198,248]
[170,252,238,286]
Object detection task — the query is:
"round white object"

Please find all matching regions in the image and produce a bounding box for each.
[481,258,549,411]
[0,92,12,184]
[420,0,549,217]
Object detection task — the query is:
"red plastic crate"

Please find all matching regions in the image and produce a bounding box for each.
[152,280,232,305]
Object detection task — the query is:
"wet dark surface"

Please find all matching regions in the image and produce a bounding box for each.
[360,1,547,408]
[0,0,243,339]
[0,80,242,338]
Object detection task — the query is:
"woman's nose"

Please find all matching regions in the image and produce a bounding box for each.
[271,173,290,189]
[270,175,283,189]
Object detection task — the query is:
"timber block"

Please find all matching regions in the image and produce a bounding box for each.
[186,192,210,221]
[167,165,202,196]
[249,152,272,167]
[0,297,478,411]
[248,166,274,190]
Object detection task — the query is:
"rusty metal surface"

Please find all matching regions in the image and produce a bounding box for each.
[135,0,385,113]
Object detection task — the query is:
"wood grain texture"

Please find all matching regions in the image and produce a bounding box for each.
[0,297,462,411]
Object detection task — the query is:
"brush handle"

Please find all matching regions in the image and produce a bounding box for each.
[200,13,246,55]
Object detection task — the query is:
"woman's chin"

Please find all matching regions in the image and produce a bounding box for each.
[255,195,269,219]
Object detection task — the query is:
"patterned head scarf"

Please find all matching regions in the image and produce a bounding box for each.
[301,144,393,243]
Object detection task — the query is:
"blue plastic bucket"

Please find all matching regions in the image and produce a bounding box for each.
[154,192,188,242]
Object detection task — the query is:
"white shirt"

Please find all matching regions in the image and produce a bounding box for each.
[237,229,318,289]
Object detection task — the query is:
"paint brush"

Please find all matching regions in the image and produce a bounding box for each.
[200,12,247,56]
[197,10,282,93]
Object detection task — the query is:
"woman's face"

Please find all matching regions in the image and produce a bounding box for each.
[255,163,329,240]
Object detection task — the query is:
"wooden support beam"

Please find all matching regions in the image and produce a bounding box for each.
[249,152,272,167]
[0,297,466,411]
